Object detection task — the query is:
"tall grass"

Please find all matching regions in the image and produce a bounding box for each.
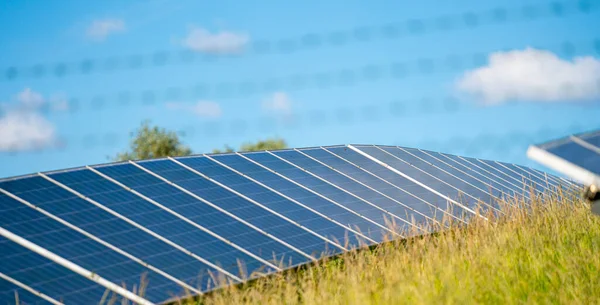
[176,192,600,305]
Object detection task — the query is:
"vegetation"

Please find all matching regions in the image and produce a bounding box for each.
[212,138,288,154]
[114,121,192,161]
[114,121,288,161]
[168,192,599,305]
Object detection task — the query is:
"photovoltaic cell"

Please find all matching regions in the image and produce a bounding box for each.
[146,158,351,253]
[95,162,316,265]
[48,169,270,279]
[271,150,428,233]
[0,193,178,303]
[374,146,502,215]
[322,147,473,220]
[0,176,221,294]
[200,154,378,246]
[1,237,109,304]
[0,277,49,305]
[242,152,391,242]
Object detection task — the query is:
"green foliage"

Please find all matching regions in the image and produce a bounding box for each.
[212,138,288,154]
[114,121,192,161]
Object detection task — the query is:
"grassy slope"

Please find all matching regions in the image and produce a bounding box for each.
[185,193,600,305]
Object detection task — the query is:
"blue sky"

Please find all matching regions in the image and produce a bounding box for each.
[0,0,599,178]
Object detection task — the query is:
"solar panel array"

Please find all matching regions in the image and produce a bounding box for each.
[0,145,573,304]
[527,129,600,188]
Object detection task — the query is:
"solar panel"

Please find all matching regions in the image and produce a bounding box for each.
[527,129,599,214]
[0,145,570,304]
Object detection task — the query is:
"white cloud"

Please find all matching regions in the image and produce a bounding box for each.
[182,27,249,54]
[262,92,293,116]
[86,19,126,41]
[456,48,600,105]
[166,100,222,118]
[0,88,58,152]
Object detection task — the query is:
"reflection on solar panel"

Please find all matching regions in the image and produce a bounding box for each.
[0,145,572,304]
[527,130,600,187]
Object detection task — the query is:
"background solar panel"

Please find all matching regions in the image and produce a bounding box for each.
[0,145,572,304]
[528,130,600,187]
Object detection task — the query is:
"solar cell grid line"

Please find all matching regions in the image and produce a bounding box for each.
[133,159,342,258]
[0,272,63,305]
[416,149,529,202]
[447,154,528,194]
[0,176,228,295]
[312,146,469,224]
[39,172,243,287]
[0,227,155,305]
[269,150,427,235]
[64,163,283,275]
[505,162,562,189]
[239,152,397,243]
[0,189,180,303]
[182,158,375,249]
[523,166,570,187]
[0,187,202,296]
[474,159,547,195]
[437,153,531,198]
[172,156,374,249]
[404,148,519,202]
[293,148,442,230]
[371,146,504,216]
[493,161,559,194]
[87,163,311,270]
[1,237,111,305]
[195,154,382,249]
[345,145,484,220]
[107,161,319,264]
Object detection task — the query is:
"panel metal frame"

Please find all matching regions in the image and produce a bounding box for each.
[0,226,155,305]
[491,161,556,193]
[0,187,202,295]
[269,150,423,234]
[571,135,600,154]
[233,152,396,241]
[346,145,483,219]
[42,171,243,283]
[160,157,318,262]
[194,155,375,247]
[295,148,441,229]
[0,272,63,305]
[390,146,505,215]
[454,156,526,192]
[417,149,529,201]
[473,158,550,194]
[527,144,600,187]
[322,146,468,224]
[120,161,282,272]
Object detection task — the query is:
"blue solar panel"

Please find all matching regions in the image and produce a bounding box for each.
[1,237,109,304]
[527,130,600,187]
[0,176,224,295]
[141,158,352,253]
[48,169,271,279]
[203,154,380,245]
[0,193,179,303]
[242,152,392,242]
[374,146,503,215]
[0,278,48,305]
[94,162,317,265]
[0,144,571,304]
[272,150,430,234]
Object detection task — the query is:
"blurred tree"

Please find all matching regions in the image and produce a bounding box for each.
[240,138,287,152]
[211,145,235,154]
[212,138,288,154]
[113,120,192,161]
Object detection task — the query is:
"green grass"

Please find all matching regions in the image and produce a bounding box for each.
[173,192,600,305]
